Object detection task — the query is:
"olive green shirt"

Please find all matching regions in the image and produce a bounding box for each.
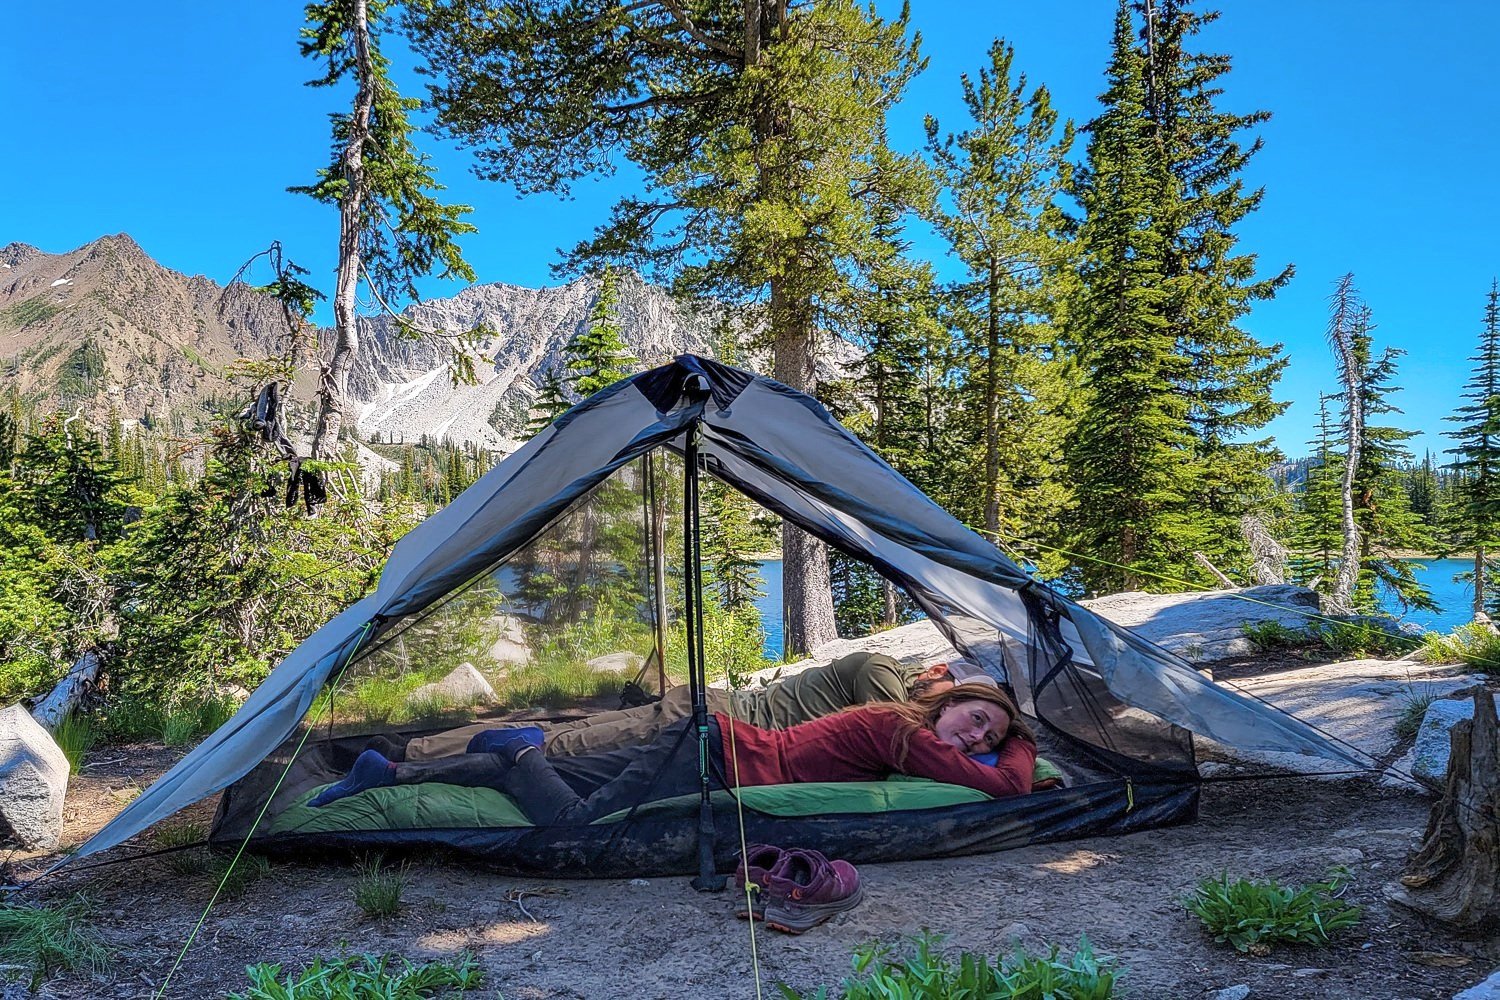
[727,651,917,729]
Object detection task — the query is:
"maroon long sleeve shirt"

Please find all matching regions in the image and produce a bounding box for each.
[716,707,1036,798]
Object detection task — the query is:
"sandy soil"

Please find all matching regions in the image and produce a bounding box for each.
[5,656,1499,1000]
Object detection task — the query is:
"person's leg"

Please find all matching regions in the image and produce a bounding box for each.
[543,686,703,757]
[405,720,557,761]
[391,751,510,789]
[503,718,722,824]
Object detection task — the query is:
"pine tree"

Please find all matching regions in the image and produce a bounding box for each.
[923,39,1077,547]
[1288,394,1343,591]
[565,268,638,397]
[527,367,573,435]
[1444,281,1500,613]
[1140,0,1291,572]
[295,0,477,458]
[1066,2,1192,593]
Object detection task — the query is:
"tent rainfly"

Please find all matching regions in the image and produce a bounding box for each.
[67,356,1361,879]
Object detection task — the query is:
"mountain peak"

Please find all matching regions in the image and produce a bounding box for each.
[0,242,45,268]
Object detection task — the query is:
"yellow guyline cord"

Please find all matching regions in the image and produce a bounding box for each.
[720,687,765,1000]
[153,621,374,1000]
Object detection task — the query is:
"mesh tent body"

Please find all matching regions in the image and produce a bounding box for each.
[67,356,1359,874]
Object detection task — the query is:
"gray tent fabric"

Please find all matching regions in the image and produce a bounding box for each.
[69,355,1359,866]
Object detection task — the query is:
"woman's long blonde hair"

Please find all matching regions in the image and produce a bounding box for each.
[857,684,1034,766]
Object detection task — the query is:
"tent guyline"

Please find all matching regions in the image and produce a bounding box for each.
[63,356,1365,886]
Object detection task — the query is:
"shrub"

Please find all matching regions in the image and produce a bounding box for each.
[1240,620,1307,651]
[52,712,95,772]
[226,953,484,1000]
[1421,623,1500,674]
[1307,620,1414,658]
[353,857,408,920]
[777,933,1124,1000]
[1183,870,1362,953]
[0,896,110,990]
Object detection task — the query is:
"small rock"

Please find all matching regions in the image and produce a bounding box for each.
[1292,968,1327,978]
[998,922,1030,940]
[1208,987,1250,1000]
[588,652,646,675]
[407,663,497,708]
[630,878,649,886]
[1324,847,1364,865]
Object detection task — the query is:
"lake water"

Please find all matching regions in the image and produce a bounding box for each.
[749,557,1479,658]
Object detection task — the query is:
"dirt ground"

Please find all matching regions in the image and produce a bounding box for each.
[3,741,1495,1000]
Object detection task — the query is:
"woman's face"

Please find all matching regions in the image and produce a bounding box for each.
[933,698,1011,754]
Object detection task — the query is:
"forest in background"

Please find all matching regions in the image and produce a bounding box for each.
[6,0,1500,732]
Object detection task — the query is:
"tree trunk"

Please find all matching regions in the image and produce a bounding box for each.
[313,0,375,461]
[30,651,103,732]
[1475,547,1486,618]
[1388,687,1500,928]
[983,258,1001,537]
[1328,281,1363,615]
[773,283,837,656]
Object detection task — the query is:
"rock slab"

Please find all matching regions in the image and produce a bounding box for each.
[407,663,496,708]
[1455,969,1500,999]
[587,652,646,675]
[0,702,70,850]
[1413,694,1500,784]
[1082,584,1321,662]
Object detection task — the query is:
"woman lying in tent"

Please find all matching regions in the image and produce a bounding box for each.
[378,651,972,763]
[309,683,1037,825]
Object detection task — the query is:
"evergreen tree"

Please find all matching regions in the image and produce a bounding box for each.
[1288,394,1343,591]
[295,0,477,458]
[565,268,638,396]
[527,367,573,435]
[406,0,926,654]
[924,39,1076,544]
[1444,281,1500,613]
[1066,2,1191,593]
[1140,0,1291,571]
[701,479,765,612]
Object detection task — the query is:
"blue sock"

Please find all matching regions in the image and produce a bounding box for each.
[465,726,545,761]
[309,749,396,808]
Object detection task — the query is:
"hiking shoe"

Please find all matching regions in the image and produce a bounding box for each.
[762,849,863,934]
[465,726,545,762]
[732,844,786,921]
[309,749,396,807]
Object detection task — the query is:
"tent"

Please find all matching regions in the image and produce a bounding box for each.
[68,355,1358,880]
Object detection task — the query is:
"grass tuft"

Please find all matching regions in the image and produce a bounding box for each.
[1307,619,1415,658]
[152,821,212,875]
[51,712,95,773]
[1395,684,1440,743]
[353,856,409,920]
[1241,620,1308,651]
[1422,623,1500,674]
[226,953,484,1000]
[1183,869,1362,954]
[777,932,1124,1000]
[207,853,272,900]
[0,896,110,990]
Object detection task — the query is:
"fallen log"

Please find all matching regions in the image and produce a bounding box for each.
[1387,686,1500,929]
[29,650,103,732]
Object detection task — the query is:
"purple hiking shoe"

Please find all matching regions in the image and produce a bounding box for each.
[762,849,863,934]
[309,749,396,808]
[733,844,787,921]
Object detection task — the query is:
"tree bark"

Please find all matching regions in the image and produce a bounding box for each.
[313,0,375,461]
[1328,277,1363,614]
[1475,547,1486,618]
[1388,686,1500,928]
[983,257,1001,538]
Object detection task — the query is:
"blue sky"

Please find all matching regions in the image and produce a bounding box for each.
[5,2,1498,460]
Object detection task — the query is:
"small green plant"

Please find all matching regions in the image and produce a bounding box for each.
[353,857,408,920]
[152,821,212,875]
[160,693,238,747]
[226,953,484,1000]
[209,853,273,900]
[1241,620,1307,651]
[52,712,95,773]
[1395,684,1440,742]
[776,933,1123,1000]
[1183,870,1362,953]
[0,896,110,990]
[1308,620,1414,658]
[1422,623,1500,674]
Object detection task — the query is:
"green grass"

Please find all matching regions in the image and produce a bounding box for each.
[152,821,212,875]
[102,693,239,745]
[353,857,408,920]
[1183,870,1362,954]
[0,896,110,990]
[0,295,62,329]
[1422,623,1500,673]
[1307,619,1416,658]
[208,853,273,900]
[226,953,484,1000]
[777,933,1124,1000]
[1241,620,1309,651]
[1395,684,1441,743]
[52,712,95,773]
